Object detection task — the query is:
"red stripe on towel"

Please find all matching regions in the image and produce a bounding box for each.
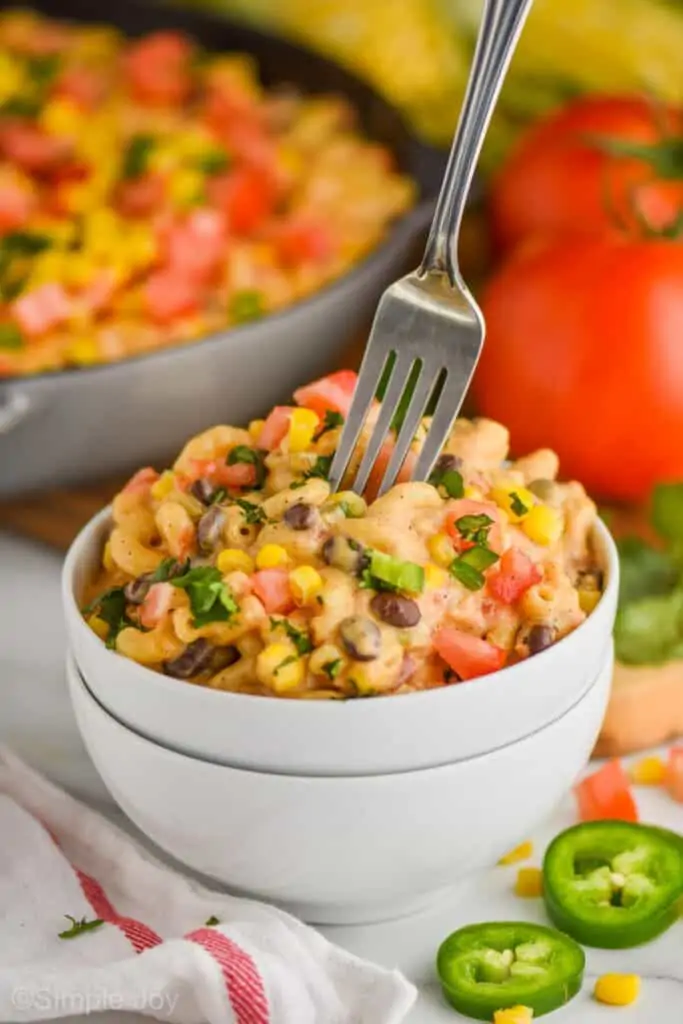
[186,927,270,1024]
[75,868,163,953]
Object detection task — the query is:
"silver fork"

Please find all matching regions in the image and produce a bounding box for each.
[328,0,534,497]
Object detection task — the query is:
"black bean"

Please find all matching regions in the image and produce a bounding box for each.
[212,645,240,671]
[527,624,556,655]
[322,535,368,575]
[197,506,225,553]
[124,574,152,604]
[190,478,218,505]
[434,453,463,473]
[164,639,215,679]
[283,502,318,531]
[339,615,381,661]
[370,592,421,628]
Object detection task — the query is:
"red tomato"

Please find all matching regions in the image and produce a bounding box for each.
[257,406,293,451]
[444,500,503,554]
[222,461,256,489]
[0,179,33,233]
[165,209,226,282]
[122,467,159,495]
[78,271,117,314]
[12,282,70,336]
[116,173,165,217]
[0,124,69,172]
[473,235,683,502]
[275,218,335,266]
[575,759,638,823]
[144,270,201,324]
[491,96,683,251]
[365,442,416,503]
[55,67,106,110]
[139,582,174,629]
[432,627,506,681]
[294,370,358,419]
[208,167,275,235]
[124,31,192,106]
[488,548,542,604]
[665,747,683,804]
[251,569,294,615]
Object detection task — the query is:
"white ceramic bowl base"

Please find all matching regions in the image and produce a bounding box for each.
[68,646,612,926]
[64,510,619,776]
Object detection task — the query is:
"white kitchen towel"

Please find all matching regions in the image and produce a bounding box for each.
[0,746,416,1024]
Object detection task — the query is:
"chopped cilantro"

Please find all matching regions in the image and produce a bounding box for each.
[149,557,191,582]
[121,134,155,179]
[232,497,267,525]
[227,445,266,488]
[315,410,344,439]
[58,915,104,940]
[230,290,264,325]
[275,654,298,673]
[196,149,230,175]
[269,618,313,655]
[454,513,494,546]
[0,231,52,257]
[304,454,333,481]
[82,586,134,649]
[171,566,239,627]
[322,658,342,680]
[428,462,464,499]
[25,54,60,88]
[509,491,529,517]
[205,915,220,926]
[0,323,23,350]
[0,96,42,118]
[209,487,228,505]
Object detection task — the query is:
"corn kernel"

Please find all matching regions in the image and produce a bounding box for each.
[87,614,109,641]
[578,588,601,614]
[41,97,84,138]
[256,642,304,693]
[0,51,26,103]
[168,168,205,208]
[256,544,290,570]
[150,471,176,502]
[594,974,640,1007]
[491,484,536,523]
[66,337,100,366]
[289,565,323,605]
[498,840,534,866]
[287,407,320,453]
[64,252,97,288]
[424,563,448,589]
[515,867,543,898]
[249,419,265,441]
[309,643,344,677]
[428,532,455,568]
[326,491,367,518]
[217,548,255,575]
[102,541,116,573]
[348,665,376,696]
[522,505,563,547]
[493,1008,533,1024]
[630,756,666,786]
[464,485,484,500]
[126,225,157,270]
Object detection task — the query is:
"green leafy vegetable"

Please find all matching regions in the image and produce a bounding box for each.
[171,567,239,627]
[230,290,264,324]
[209,487,228,506]
[58,915,104,940]
[149,557,191,583]
[360,549,424,594]
[315,410,344,439]
[227,445,266,488]
[454,513,494,546]
[0,96,42,118]
[269,617,313,655]
[0,323,23,349]
[450,545,500,591]
[196,149,230,174]
[322,658,342,680]
[232,497,267,525]
[0,231,52,258]
[205,915,220,926]
[121,134,155,179]
[82,586,134,649]
[509,491,529,517]
[304,454,333,481]
[25,54,61,88]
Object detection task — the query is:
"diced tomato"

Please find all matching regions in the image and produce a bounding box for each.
[0,124,69,172]
[222,461,257,489]
[208,166,276,235]
[79,271,117,314]
[488,548,542,604]
[365,442,417,502]
[251,568,294,615]
[122,467,160,495]
[124,31,193,106]
[116,173,165,218]
[139,582,175,629]
[144,270,201,324]
[432,626,506,681]
[12,282,70,336]
[665,747,683,803]
[257,406,293,451]
[293,370,358,419]
[275,218,335,267]
[55,66,106,110]
[575,760,638,823]
[165,208,227,282]
[0,179,33,233]
[445,500,504,554]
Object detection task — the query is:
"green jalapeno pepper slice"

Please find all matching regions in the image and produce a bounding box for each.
[543,821,683,949]
[436,921,584,1020]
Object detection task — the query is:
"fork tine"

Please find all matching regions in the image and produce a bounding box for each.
[327,342,392,490]
[351,352,415,497]
[375,362,442,498]
[410,370,470,483]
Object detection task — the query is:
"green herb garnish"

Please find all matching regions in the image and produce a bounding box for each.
[121,134,155,179]
[82,586,134,649]
[269,617,313,655]
[58,915,104,940]
[232,497,267,525]
[209,487,228,505]
[315,410,344,439]
[454,513,494,546]
[0,323,23,350]
[509,491,529,517]
[428,463,464,499]
[196,149,230,175]
[149,557,191,583]
[322,658,342,680]
[360,549,424,594]
[171,566,239,627]
[0,231,52,258]
[0,95,42,118]
[304,454,333,481]
[230,290,264,325]
[205,915,220,926]
[276,654,298,673]
[450,545,499,591]
[227,445,266,488]
[25,54,60,88]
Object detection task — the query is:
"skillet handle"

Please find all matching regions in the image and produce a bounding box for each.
[0,390,32,434]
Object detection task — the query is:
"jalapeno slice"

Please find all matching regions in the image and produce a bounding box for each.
[436,922,585,1020]
[543,821,683,949]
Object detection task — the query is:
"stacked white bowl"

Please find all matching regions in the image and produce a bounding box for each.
[63,508,619,925]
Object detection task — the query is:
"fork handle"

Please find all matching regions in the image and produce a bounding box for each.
[420,0,534,286]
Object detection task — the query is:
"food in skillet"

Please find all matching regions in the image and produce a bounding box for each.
[82,370,605,699]
[0,9,414,376]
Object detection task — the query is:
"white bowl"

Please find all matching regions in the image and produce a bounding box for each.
[68,645,612,925]
[63,508,618,776]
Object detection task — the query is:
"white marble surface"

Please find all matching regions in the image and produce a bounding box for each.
[1,528,682,1023]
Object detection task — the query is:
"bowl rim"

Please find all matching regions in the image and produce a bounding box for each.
[63,504,619,715]
[68,643,613,781]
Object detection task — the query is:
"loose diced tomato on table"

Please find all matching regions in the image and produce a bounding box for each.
[575,759,638,823]
[488,548,542,604]
[294,370,358,419]
[433,626,506,681]
[252,568,294,615]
